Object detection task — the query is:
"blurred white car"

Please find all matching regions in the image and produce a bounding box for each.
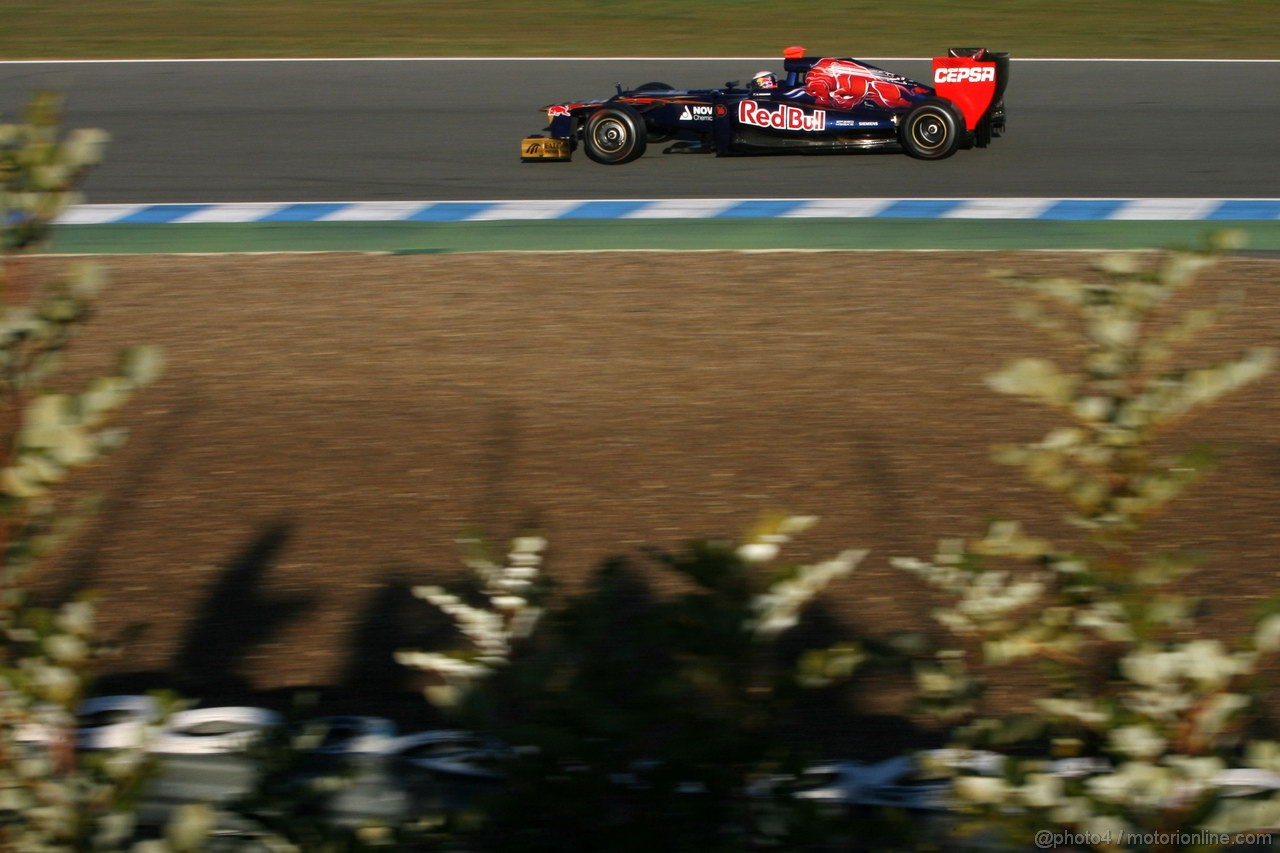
[77,694,162,751]
[147,706,282,755]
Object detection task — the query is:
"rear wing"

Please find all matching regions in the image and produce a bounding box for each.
[933,47,1009,130]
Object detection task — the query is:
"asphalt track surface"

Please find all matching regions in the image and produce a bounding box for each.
[3,58,1279,204]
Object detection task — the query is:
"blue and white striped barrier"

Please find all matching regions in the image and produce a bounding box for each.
[57,198,1280,224]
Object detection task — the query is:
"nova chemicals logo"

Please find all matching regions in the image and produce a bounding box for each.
[933,66,996,83]
[679,104,714,121]
[737,101,826,131]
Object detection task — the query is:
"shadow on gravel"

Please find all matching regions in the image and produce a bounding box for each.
[171,520,311,693]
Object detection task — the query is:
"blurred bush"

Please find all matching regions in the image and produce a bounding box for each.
[893,235,1280,848]
[0,92,164,851]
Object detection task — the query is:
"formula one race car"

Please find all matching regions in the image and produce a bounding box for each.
[521,46,1007,164]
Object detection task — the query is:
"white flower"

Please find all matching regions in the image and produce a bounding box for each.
[1194,692,1251,738]
[55,600,95,636]
[1049,795,1094,825]
[28,663,78,703]
[1164,755,1224,782]
[166,803,216,851]
[93,810,136,850]
[356,825,395,845]
[1096,252,1142,276]
[424,684,461,708]
[1119,646,1181,688]
[1079,601,1135,642]
[393,651,487,680]
[1017,773,1064,809]
[747,550,864,638]
[60,127,109,168]
[1124,687,1194,720]
[103,749,145,778]
[954,776,1008,805]
[1204,797,1280,835]
[915,666,960,697]
[1181,639,1248,688]
[412,585,450,604]
[1110,725,1167,761]
[1244,741,1280,773]
[15,755,54,780]
[779,515,819,535]
[508,606,543,640]
[1254,613,1280,654]
[1037,697,1110,727]
[986,358,1076,403]
[737,542,780,564]
[1083,814,1131,842]
[504,566,540,581]
[1072,395,1115,422]
[1086,763,1172,807]
[510,536,546,555]
[43,634,88,664]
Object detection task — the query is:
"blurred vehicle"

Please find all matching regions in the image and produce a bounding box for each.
[134,706,285,832]
[748,749,1117,813]
[303,730,503,829]
[132,722,513,842]
[750,755,953,812]
[381,729,513,782]
[76,694,162,751]
[1214,767,1280,798]
[147,706,283,755]
[750,747,1280,827]
[291,714,398,755]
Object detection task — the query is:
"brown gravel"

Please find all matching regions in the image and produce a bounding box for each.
[21,250,1280,732]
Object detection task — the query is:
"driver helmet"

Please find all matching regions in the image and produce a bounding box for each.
[750,70,778,89]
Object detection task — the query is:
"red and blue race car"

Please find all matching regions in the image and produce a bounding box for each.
[521,46,1008,164]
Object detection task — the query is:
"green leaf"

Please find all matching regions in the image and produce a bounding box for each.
[20,393,75,448]
[47,423,97,466]
[119,344,165,387]
[1,465,46,498]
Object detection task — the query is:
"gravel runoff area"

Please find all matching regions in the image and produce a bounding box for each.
[22,249,1280,739]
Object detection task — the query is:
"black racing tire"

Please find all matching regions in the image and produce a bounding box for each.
[634,82,674,92]
[583,105,648,165]
[899,99,963,160]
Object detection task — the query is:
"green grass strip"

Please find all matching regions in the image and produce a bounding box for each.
[49,220,1280,255]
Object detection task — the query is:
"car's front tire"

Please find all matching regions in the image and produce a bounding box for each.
[583,105,647,165]
[899,99,963,160]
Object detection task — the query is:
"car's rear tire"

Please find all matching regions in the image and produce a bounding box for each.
[899,99,963,160]
[583,105,647,165]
